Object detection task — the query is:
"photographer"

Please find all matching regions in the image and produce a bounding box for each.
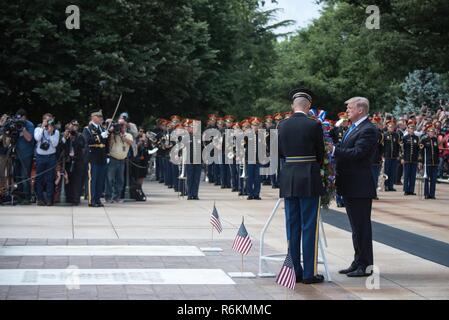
[105,118,133,203]
[13,109,35,204]
[62,120,85,205]
[0,114,11,198]
[34,113,60,206]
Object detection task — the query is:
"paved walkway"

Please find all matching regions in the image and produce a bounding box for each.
[0,179,448,300]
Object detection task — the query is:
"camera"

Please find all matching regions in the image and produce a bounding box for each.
[40,141,50,151]
[1,118,25,142]
[112,122,122,135]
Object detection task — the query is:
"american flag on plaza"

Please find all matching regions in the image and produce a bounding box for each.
[232,221,252,255]
[276,251,296,290]
[210,203,223,233]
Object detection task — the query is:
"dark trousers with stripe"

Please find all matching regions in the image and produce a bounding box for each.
[213,163,221,185]
[186,164,201,198]
[403,163,417,194]
[424,166,438,198]
[284,196,320,280]
[384,158,398,190]
[247,163,261,197]
[88,162,107,205]
[229,164,239,190]
[220,163,231,187]
[156,156,163,182]
[343,197,373,269]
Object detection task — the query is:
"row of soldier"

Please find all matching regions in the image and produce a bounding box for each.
[151,109,448,202]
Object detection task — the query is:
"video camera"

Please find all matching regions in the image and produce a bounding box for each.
[111,122,123,135]
[0,118,25,142]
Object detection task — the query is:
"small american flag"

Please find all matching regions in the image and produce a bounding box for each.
[276,251,296,290]
[232,221,252,255]
[210,204,223,233]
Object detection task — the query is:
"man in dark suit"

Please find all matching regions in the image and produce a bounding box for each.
[327,97,378,277]
[278,88,325,284]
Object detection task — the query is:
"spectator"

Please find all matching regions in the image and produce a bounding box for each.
[14,109,35,204]
[34,113,60,206]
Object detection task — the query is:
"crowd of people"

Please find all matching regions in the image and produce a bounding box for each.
[0,109,154,206]
[1,102,448,207]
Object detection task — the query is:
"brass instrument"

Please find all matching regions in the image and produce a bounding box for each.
[378,159,388,191]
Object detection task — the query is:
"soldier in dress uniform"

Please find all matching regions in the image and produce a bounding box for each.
[370,116,383,199]
[383,120,401,191]
[204,114,217,183]
[419,124,439,199]
[330,112,349,207]
[401,120,419,195]
[82,110,109,207]
[238,119,250,196]
[278,88,325,284]
[246,117,262,200]
[273,112,284,189]
[228,121,240,192]
[154,118,165,183]
[184,119,202,200]
[213,117,224,186]
[261,115,274,186]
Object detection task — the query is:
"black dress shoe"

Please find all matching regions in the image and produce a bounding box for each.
[410,193,416,196]
[338,265,358,274]
[232,188,238,192]
[238,192,243,196]
[37,200,47,206]
[295,276,303,283]
[194,196,200,200]
[302,274,324,284]
[88,203,99,207]
[247,196,254,200]
[253,196,262,200]
[390,188,397,192]
[346,266,373,277]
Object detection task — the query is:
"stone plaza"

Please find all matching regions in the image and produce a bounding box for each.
[0,179,448,300]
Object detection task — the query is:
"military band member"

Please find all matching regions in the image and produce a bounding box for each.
[154,119,165,183]
[370,116,383,199]
[238,119,251,196]
[205,114,217,183]
[246,117,262,200]
[401,121,419,195]
[272,112,284,189]
[228,122,241,192]
[214,117,225,186]
[330,112,349,207]
[170,118,183,192]
[261,115,275,187]
[82,109,109,207]
[383,121,401,191]
[278,88,325,284]
[185,120,202,200]
[419,124,439,199]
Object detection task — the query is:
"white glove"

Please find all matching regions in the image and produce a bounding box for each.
[101,131,109,139]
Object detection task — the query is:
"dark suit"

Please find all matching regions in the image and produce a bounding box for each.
[334,117,377,269]
[278,112,325,280]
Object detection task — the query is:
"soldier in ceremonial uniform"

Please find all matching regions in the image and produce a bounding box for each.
[278,88,325,284]
[185,120,202,200]
[262,115,276,188]
[238,119,250,196]
[246,117,262,200]
[383,121,401,191]
[228,121,240,192]
[204,114,217,183]
[330,112,349,207]
[82,110,109,207]
[419,124,439,199]
[370,116,383,199]
[213,117,224,186]
[401,120,419,195]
